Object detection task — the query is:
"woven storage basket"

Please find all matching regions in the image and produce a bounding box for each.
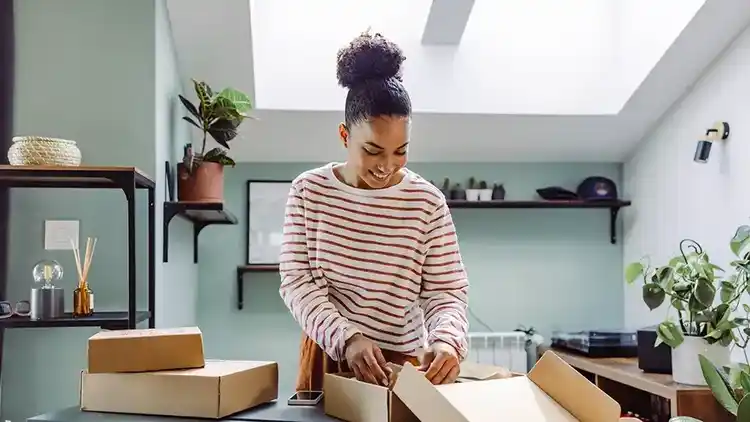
[8,136,82,166]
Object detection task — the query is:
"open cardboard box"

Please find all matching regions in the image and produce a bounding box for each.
[324,360,519,422]
[392,350,623,422]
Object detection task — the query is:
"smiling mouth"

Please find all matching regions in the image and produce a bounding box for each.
[370,170,391,181]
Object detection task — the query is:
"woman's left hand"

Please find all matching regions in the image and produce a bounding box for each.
[419,341,460,384]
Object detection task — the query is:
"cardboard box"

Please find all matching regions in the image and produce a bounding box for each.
[392,351,622,422]
[324,361,511,422]
[80,359,278,419]
[88,326,205,373]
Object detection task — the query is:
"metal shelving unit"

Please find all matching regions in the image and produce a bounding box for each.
[0,165,156,329]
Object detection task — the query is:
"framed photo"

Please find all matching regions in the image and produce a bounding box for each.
[246,180,293,265]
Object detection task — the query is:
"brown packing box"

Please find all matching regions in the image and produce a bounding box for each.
[392,351,622,422]
[324,361,511,422]
[80,359,278,419]
[88,326,205,373]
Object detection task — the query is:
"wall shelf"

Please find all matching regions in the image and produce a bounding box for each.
[163,201,238,263]
[446,199,632,244]
[0,311,150,329]
[236,264,279,310]
[0,165,156,330]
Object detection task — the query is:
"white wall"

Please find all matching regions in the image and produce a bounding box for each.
[622,21,750,360]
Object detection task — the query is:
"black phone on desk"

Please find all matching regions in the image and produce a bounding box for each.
[288,390,323,406]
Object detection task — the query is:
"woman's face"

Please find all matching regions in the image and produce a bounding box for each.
[339,115,410,189]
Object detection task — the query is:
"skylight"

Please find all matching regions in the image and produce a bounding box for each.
[249,0,705,115]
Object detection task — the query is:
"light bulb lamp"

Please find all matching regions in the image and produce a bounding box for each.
[694,121,730,164]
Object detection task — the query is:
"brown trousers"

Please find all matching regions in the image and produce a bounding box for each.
[295,333,420,391]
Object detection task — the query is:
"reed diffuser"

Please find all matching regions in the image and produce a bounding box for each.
[72,237,97,317]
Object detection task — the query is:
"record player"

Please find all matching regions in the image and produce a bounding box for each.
[551,329,638,358]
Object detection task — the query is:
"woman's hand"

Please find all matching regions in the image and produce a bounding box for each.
[419,342,460,384]
[344,334,391,386]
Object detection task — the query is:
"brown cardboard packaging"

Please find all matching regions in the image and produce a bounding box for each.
[88,326,204,373]
[80,360,278,419]
[324,361,511,422]
[392,351,622,422]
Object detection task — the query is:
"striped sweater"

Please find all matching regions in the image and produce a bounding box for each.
[279,163,469,361]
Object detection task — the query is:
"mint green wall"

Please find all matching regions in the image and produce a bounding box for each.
[198,162,625,394]
[5,0,194,420]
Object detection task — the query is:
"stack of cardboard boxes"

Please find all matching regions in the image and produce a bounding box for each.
[80,327,278,419]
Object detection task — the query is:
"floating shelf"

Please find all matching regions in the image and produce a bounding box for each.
[236,264,280,310]
[163,201,238,263]
[447,199,632,244]
[0,311,150,329]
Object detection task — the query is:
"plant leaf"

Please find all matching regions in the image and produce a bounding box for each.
[720,281,736,303]
[207,118,238,149]
[739,371,750,395]
[182,116,202,130]
[192,79,213,118]
[216,87,252,113]
[178,95,201,122]
[700,354,739,415]
[657,321,684,348]
[642,283,666,310]
[738,393,750,422]
[694,277,716,308]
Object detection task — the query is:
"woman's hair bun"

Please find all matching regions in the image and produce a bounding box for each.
[336,31,406,89]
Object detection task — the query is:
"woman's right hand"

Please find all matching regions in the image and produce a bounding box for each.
[344,333,391,386]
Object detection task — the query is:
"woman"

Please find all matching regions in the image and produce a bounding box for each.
[279,31,469,391]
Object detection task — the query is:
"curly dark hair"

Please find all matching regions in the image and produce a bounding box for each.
[336,31,411,126]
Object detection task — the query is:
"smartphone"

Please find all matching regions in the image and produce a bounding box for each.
[287,390,323,406]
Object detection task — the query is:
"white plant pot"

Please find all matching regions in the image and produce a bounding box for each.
[466,189,480,201]
[479,189,493,201]
[671,336,730,386]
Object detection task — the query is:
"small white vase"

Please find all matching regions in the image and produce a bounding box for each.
[671,336,730,386]
[466,189,480,201]
[479,189,493,201]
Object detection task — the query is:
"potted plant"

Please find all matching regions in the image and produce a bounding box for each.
[178,79,253,202]
[682,225,750,421]
[624,236,743,385]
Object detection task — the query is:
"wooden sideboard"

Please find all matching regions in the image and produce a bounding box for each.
[547,348,734,421]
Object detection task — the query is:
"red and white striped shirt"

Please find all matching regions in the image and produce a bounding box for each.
[279,163,469,361]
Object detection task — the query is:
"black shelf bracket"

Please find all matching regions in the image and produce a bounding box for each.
[236,265,280,310]
[610,207,621,245]
[163,202,238,263]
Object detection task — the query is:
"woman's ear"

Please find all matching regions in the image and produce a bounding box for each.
[338,123,348,148]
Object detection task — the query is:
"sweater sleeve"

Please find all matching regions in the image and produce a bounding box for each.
[278,181,360,361]
[419,199,470,360]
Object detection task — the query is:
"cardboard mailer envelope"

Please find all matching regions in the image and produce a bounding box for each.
[392,351,622,422]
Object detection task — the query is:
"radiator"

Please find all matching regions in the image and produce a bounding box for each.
[467,332,534,373]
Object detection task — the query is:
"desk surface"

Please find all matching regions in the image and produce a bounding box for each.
[551,348,709,400]
[27,401,339,422]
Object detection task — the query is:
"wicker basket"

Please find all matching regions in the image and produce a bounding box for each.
[8,136,82,166]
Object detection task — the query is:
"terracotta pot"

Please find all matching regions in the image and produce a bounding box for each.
[177,162,224,202]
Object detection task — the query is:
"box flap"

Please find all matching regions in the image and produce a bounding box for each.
[391,363,470,422]
[528,351,621,422]
[324,372,390,422]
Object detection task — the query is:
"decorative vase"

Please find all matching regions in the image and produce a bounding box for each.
[177,162,224,202]
[671,335,729,385]
[8,136,82,166]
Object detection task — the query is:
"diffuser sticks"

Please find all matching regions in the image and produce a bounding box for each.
[71,237,97,317]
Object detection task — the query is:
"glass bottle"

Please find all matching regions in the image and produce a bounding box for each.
[73,282,94,317]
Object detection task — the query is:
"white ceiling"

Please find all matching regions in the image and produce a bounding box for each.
[166,0,750,163]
